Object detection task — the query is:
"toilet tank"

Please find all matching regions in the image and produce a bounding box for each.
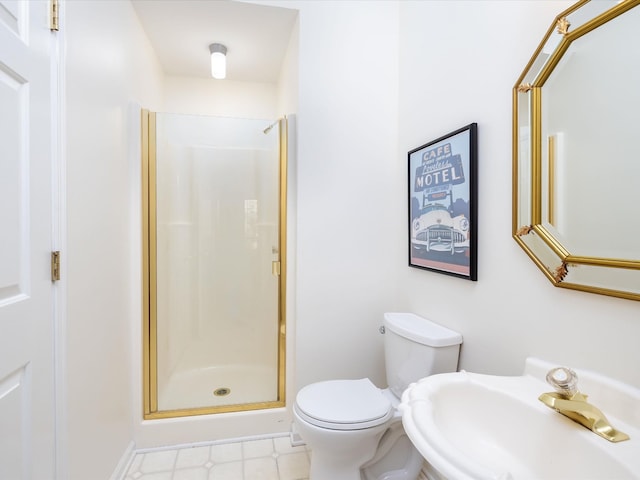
[383,312,462,398]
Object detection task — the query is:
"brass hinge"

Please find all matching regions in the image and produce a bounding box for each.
[51,251,61,281]
[50,0,59,31]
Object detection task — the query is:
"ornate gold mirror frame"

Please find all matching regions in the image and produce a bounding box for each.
[513,0,640,301]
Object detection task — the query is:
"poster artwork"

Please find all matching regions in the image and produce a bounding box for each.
[408,124,477,280]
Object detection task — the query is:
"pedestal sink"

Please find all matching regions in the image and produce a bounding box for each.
[400,358,640,480]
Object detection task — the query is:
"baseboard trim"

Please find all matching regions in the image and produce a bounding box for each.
[110,441,136,480]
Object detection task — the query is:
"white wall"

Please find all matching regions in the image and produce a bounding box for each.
[277,16,300,436]
[276,17,300,116]
[263,0,640,395]
[163,75,277,118]
[290,0,400,389]
[397,1,640,388]
[64,1,163,478]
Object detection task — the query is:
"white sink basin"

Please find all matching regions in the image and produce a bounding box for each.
[400,358,640,480]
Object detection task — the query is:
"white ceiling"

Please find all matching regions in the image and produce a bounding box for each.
[131,0,298,83]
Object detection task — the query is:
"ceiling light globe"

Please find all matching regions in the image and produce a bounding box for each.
[209,43,227,80]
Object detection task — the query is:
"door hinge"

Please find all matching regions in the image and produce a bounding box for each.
[51,251,61,282]
[50,0,59,31]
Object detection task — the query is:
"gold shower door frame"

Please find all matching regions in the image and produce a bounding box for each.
[141,110,287,419]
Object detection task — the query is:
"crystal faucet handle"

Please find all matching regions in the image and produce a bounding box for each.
[546,366,579,396]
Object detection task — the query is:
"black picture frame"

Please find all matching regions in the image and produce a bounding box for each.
[408,123,478,280]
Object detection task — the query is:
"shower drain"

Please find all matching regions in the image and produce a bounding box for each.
[213,387,231,397]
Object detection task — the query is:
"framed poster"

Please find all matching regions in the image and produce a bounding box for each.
[408,123,477,280]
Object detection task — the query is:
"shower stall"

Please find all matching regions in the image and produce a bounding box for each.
[141,111,287,418]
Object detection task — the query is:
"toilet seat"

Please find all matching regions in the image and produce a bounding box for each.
[295,378,393,430]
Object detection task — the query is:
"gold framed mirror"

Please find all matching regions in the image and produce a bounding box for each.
[513,0,640,301]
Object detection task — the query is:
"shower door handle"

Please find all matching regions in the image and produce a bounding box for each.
[272,261,281,276]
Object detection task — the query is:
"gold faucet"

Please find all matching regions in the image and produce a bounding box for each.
[538,367,629,443]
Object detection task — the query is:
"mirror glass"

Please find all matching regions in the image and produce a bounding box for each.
[513,0,640,300]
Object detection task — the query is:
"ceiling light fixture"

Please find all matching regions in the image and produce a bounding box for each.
[209,43,227,80]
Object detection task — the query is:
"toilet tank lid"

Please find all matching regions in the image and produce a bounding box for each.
[384,312,462,347]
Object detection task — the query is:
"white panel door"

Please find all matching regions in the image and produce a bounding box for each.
[0,1,56,479]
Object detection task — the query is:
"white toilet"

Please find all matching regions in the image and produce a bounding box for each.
[293,312,463,480]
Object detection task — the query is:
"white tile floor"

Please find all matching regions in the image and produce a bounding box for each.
[123,436,310,480]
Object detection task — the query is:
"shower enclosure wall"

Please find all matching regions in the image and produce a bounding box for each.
[142,111,287,418]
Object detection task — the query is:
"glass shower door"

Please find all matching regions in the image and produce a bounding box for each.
[142,112,287,418]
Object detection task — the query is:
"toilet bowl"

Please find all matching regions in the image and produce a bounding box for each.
[294,379,421,480]
[293,313,463,480]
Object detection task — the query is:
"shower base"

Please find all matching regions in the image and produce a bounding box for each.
[158,363,278,412]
